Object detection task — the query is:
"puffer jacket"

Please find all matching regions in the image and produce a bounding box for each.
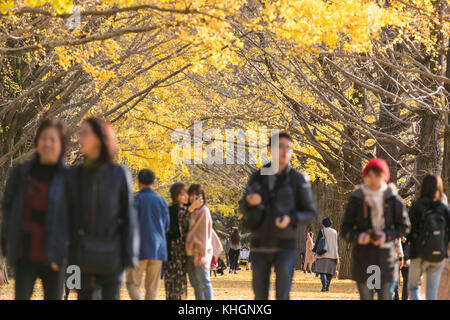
[1,155,69,267]
[239,163,316,250]
[65,163,139,270]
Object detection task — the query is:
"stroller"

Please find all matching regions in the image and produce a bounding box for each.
[239,246,250,270]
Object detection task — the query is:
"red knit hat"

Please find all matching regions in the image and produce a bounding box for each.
[362,158,390,182]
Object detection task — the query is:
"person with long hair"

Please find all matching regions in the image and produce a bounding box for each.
[1,119,70,299]
[185,184,222,300]
[164,182,202,300]
[66,117,139,300]
[228,227,241,274]
[407,174,450,300]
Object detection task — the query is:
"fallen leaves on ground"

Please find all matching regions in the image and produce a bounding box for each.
[0,269,360,300]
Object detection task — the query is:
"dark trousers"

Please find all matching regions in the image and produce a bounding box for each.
[229,248,240,271]
[15,259,65,300]
[320,273,332,290]
[393,267,409,300]
[250,250,297,300]
[77,270,123,300]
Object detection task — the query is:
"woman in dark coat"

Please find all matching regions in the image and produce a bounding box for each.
[1,119,70,300]
[341,158,410,300]
[66,117,139,300]
[163,182,192,300]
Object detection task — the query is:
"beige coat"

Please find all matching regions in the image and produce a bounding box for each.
[316,227,339,263]
[305,236,315,264]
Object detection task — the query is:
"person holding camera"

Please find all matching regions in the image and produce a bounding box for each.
[341,158,410,300]
[185,184,222,300]
[238,132,316,300]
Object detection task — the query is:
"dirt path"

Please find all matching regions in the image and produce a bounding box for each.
[0,269,361,300]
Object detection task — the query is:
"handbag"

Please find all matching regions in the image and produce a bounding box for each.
[315,229,328,256]
[77,232,121,275]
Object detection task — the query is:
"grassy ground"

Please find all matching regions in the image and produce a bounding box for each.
[0,269,361,300]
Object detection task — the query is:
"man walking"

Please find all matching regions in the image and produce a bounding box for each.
[239,132,316,300]
[126,169,170,300]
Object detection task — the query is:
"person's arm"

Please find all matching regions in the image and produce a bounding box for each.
[164,202,170,234]
[120,167,139,269]
[312,229,323,253]
[290,172,316,225]
[341,196,361,243]
[238,172,265,230]
[1,166,19,257]
[186,207,209,261]
[383,196,411,242]
[238,171,262,213]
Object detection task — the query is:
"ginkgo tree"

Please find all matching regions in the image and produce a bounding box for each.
[1,0,449,283]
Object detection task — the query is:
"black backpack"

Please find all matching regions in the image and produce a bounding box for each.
[417,204,448,262]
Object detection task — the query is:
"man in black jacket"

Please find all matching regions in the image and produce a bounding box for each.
[239,132,316,300]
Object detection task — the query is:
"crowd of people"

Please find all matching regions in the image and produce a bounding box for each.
[0,119,449,301]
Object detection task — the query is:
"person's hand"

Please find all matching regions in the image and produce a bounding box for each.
[189,197,203,212]
[398,258,404,269]
[275,215,291,229]
[404,259,410,268]
[50,262,60,271]
[246,193,262,207]
[358,232,371,245]
[371,231,386,246]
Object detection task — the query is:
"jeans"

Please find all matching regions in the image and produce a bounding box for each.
[186,256,214,300]
[250,249,298,300]
[15,259,65,300]
[356,281,396,300]
[408,257,445,300]
[77,270,124,300]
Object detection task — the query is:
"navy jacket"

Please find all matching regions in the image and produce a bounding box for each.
[66,163,139,270]
[1,155,69,267]
[135,188,170,261]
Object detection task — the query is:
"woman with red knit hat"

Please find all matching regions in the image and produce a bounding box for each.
[341,158,411,300]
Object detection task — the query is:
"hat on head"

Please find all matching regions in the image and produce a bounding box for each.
[362,158,390,183]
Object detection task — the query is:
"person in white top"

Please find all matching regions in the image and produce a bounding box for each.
[313,218,339,292]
